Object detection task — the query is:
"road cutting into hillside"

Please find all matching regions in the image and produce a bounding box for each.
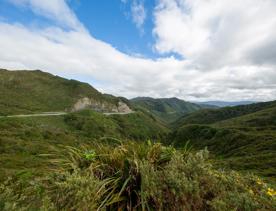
[0,111,135,118]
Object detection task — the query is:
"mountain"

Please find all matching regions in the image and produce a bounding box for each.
[170,100,276,181]
[0,69,131,115]
[0,69,168,180]
[196,101,257,107]
[1,69,275,209]
[131,97,202,124]
[0,68,167,131]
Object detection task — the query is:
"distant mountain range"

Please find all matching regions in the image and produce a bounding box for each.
[195,101,257,107]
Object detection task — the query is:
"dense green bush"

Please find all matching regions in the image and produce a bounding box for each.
[174,101,276,127]
[64,110,168,140]
[169,123,276,182]
[1,142,275,210]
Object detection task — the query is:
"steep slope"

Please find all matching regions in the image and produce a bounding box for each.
[213,106,276,128]
[0,69,169,180]
[174,100,276,127]
[131,97,202,124]
[0,110,169,180]
[170,101,276,181]
[0,69,131,115]
[64,110,168,140]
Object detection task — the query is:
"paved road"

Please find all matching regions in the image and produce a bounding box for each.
[0,112,67,118]
[103,111,135,116]
[0,111,135,118]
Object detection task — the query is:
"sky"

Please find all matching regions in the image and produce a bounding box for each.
[0,0,276,101]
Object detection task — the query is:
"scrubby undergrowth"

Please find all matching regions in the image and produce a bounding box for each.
[0,142,275,211]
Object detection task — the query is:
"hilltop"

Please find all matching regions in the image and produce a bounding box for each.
[0,69,131,115]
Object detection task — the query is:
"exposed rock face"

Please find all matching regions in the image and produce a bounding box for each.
[117,101,132,113]
[72,97,132,113]
[72,97,91,111]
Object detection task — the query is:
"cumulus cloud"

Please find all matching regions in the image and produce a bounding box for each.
[0,0,276,101]
[0,21,189,99]
[153,0,276,69]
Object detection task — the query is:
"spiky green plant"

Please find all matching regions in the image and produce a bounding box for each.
[1,141,275,210]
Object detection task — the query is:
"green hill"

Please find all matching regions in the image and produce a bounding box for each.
[174,100,276,127]
[0,69,276,209]
[0,69,169,180]
[214,105,276,128]
[0,110,168,180]
[170,101,276,181]
[131,97,202,124]
[0,69,128,115]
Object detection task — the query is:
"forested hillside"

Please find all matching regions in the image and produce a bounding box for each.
[174,101,276,126]
[0,69,275,210]
[170,101,276,181]
[131,97,202,123]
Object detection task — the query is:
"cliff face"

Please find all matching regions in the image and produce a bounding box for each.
[72,97,132,113]
[117,101,132,113]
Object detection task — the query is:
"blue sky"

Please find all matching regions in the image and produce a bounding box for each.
[1,0,159,58]
[70,0,157,58]
[0,0,275,101]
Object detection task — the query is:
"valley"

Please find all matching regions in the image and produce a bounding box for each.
[2,0,276,209]
[0,69,275,210]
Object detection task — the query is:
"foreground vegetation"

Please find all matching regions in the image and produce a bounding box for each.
[0,142,275,210]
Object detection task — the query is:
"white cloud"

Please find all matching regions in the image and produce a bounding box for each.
[8,0,83,30]
[131,0,146,33]
[153,0,276,69]
[0,21,188,98]
[0,0,276,101]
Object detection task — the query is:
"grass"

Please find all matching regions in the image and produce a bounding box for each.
[0,142,275,210]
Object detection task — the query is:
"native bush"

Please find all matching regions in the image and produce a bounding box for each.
[0,142,275,211]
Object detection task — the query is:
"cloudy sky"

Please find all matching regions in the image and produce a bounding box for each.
[0,0,276,101]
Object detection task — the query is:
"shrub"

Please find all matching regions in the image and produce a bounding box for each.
[0,142,275,210]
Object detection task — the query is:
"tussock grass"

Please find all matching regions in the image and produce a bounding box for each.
[1,141,275,210]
